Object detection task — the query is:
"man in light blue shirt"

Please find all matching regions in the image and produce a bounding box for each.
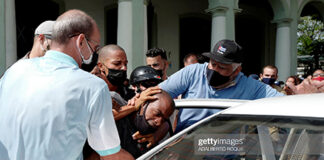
[0,9,133,160]
[159,39,284,133]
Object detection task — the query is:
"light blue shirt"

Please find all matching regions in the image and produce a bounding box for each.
[0,50,120,160]
[159,63,284,132]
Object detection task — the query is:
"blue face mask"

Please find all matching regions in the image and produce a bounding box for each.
[262,78,276,85]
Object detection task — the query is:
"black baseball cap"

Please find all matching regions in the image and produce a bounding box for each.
[202,39,243,64]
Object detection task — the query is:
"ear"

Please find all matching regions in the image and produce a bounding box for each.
[97,62,107,74]
[259,73,263,78]
[38,34,45,40]
[232,65,242,77]
[164,60,169,70]
[76,34,85,47]
[236,65,242,73]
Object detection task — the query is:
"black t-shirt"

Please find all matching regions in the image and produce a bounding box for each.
[115,114,149,158]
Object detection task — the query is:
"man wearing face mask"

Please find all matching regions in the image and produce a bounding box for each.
[96,45,128,91]
[146,48,169,80]
[22,20,55,59]
[0,9,133,159]
[259,65,286,94]
[159,39,284,133]
[94,44,135,101]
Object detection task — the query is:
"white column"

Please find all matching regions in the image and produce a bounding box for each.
[274,19,292,81]
[5,0,17,68]
[209,7,228,50]
[132,0,147,71]
[117,0,133,74]
[0,0,6,75]
[207,0,239,51]
[117,0,147,77]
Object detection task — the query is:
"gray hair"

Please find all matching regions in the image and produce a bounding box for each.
[232,63,241,71]
[52,9,95,44]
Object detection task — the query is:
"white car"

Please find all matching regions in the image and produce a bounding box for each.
[138,93,324,160]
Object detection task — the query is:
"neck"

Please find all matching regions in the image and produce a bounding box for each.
[51,42,82,67]
[162,71,167,80]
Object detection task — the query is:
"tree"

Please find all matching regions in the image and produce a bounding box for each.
[297,16,324,56]
[297,16,324,71]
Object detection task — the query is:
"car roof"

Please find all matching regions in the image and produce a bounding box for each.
[222,93,324,118]
[174,98,248,109]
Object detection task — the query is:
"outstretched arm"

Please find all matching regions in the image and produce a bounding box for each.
[113,86,162,121]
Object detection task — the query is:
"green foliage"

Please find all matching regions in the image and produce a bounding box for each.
[297,16,324,56]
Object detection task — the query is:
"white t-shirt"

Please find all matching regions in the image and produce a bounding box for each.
[0,50,120,160]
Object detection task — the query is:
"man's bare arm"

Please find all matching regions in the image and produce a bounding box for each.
[100,149,134,160]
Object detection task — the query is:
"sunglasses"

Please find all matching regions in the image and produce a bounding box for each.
[313,73,324,77]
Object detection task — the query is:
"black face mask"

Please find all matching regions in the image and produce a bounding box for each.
[134,102,157,135]
[261,78,276,85]
[155,69,163,78]
[106,68,127,86]
[206,67,231,87]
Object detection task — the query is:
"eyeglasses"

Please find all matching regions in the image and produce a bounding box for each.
[313,73,324,77]
[85,37,100,53]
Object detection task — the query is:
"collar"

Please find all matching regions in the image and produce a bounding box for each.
[44,50,79,67]
[204,64,242,90]
[215,72,242,90]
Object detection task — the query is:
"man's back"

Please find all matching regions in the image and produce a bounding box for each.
[0,51,115,159]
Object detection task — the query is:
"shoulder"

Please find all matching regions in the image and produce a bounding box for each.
[172,63,207,77]
[79,70,108,90]
[185,62,207,71]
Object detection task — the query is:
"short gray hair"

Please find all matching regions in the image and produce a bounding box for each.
[52,9,95,44]
[232,63,241,71]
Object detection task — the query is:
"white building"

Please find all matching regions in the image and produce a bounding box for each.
[1,0,324,81]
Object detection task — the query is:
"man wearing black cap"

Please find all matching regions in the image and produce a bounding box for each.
[159,39,284,133]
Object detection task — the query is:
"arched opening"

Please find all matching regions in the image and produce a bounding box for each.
[15,0,60,59]
[236,0,275,76]
[179,14,211,68]
[298,2,324,77]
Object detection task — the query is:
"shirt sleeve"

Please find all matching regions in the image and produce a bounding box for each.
[159,65,194,98]
[253,79,285,99]
[86,86,121,156]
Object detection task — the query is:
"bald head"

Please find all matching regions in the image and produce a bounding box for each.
[52,9,96,45]
[98,44,125,63]
[150,90,175,110]
[143,90,175,128]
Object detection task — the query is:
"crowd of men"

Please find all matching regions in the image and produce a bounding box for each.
[1,9,324,160]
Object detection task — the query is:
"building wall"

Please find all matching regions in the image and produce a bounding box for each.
[151,0,208,75]
[64,0,107,46]
[1,0,324,78]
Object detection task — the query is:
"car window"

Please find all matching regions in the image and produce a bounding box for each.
[148,115,324,160]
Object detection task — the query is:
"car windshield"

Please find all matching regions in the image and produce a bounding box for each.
[149,114,324,160]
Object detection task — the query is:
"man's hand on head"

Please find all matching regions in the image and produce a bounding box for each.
[134,86,162,111]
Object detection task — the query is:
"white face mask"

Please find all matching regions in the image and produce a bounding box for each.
[76,39,93,65]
